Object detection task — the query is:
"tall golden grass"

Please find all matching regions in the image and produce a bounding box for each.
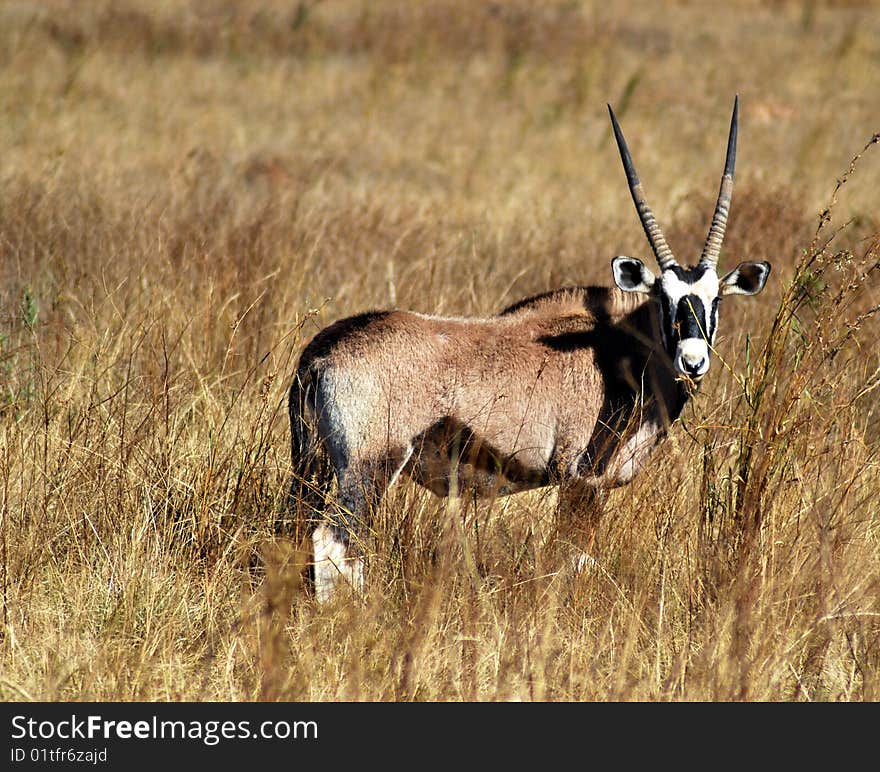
[1,0,878,700]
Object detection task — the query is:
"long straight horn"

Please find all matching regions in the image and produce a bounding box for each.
[700,95,738,269]
[608,103,677,271]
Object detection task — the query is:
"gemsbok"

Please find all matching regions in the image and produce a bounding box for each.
[289,96,770,602]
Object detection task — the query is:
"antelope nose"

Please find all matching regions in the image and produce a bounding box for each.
[676,341,710,378]
[683,357,707,377]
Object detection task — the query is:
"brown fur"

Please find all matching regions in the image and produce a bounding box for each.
[289,284,687,598]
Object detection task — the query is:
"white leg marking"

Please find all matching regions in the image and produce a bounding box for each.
[312,523,365,603]
[573,552,598,573]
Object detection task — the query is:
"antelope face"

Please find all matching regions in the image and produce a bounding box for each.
[607,95,771,381]
[612,256,771,379]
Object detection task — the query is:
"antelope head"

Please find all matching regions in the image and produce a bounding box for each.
[608,96,771,380]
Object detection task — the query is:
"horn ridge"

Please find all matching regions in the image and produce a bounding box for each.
[700,95,739,268]
[607,104,677,271]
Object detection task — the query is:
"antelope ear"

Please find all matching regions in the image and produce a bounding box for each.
[720,261,771,296]
[612,256,656,294]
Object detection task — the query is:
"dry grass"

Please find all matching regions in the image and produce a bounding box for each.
[1,0,879,701]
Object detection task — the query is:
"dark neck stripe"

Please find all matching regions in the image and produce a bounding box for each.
[709,296,720,341]
[658,294,674,353]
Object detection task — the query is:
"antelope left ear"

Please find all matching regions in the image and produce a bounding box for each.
[720,261,771,296]
[612,256,656,294]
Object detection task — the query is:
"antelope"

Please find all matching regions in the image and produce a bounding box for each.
[289,97,770,602]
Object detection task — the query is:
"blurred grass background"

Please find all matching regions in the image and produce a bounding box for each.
[0,0,878,700]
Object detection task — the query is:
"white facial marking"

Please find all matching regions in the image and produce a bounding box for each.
[660,267,720,376]
[660,271,689,305]
[689,269,721,326]
[675,338,710,377]
[660,268,719,312]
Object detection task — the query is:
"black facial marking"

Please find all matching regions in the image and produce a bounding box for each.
[666,264,711,283]
[655,264,719,350]
[675,295,706,341]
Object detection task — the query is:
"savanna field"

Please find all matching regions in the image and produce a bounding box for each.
[1,0,879,701]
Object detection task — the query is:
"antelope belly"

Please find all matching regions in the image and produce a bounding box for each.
[405,443,551,497]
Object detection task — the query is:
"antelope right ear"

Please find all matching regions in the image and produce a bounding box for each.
[720,261,771,296]
[612,256,656,294]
